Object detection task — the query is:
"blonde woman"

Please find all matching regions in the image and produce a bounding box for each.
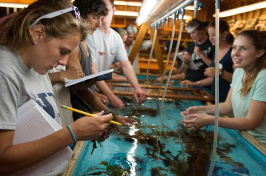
[0,0,112,175]
[182,30,266,145]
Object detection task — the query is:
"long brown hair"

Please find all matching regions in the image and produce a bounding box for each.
[0,0,90,48]
[238,30,266,97]
[209,20,234,44]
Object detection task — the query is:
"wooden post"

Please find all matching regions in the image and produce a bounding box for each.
[149,28,164,74]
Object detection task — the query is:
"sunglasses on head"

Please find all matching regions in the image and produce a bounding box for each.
[30,6,81,28]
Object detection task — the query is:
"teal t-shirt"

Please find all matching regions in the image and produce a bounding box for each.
[231,68,266,145]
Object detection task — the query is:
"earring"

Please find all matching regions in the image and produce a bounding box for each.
[223,37,226,41]
[32,39,37,45]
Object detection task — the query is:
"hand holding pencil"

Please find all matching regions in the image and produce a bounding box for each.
[60,105,122,126]
[66,110,113,141]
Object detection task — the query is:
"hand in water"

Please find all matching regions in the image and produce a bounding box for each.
[134,88,147,104]
[110,96,124,108]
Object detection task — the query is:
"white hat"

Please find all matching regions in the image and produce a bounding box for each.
[185,19,209,33]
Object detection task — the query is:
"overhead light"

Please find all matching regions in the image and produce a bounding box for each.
[136,0,163,26]
[114,1,142,7]
[216,1,266,17]
[114,10,138,17]
[185,5,201,11]
[0,2,28,8]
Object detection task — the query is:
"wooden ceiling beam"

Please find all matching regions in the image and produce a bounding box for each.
[0,0,35,3]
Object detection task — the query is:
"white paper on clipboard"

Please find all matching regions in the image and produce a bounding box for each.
[12,99,72,176]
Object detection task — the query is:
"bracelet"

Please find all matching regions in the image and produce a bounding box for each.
[67,124,77,143]
[219,68,224,76]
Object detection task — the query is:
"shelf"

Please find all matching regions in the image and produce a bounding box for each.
[144,37,194,42]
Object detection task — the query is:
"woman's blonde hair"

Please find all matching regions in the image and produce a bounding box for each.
[238,30,266,97]
[0,0,90,48]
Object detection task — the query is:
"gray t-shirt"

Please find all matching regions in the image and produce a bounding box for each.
[0,46,60,130]
[0,46,64,175]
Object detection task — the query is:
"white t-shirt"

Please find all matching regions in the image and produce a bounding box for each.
[86,28,128,72]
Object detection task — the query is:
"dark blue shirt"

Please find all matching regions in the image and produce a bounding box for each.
[185,39,214,82]
[210,47,234,102]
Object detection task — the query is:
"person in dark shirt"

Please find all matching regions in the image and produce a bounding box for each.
[181,19,214,85]
[181,20,234,102]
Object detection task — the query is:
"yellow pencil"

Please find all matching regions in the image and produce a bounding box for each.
[60,105,122,126]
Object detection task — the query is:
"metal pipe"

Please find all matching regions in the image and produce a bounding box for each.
[207,0,221,175]
[166,16,170,27]
[146,24,158,82]
[156,12,177,112]
[161,19,165,29]
[151,0,193,26]
[194,0,204,17]
[159,8,185,125]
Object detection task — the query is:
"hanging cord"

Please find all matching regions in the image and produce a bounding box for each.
[160,9,185,126]
[146,26,158,83]
[207,0,220,175]
[157,13,177,111]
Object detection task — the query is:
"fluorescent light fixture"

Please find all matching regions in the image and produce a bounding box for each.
[114,1,142,7]
[151,0,194,26]
[114,10,138,17]
[136,0,163,26]
[185,5,200,11]
[0,2,28,8]
[216,1,266,17]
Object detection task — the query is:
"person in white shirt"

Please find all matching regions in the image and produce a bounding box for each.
[86,0,147,108]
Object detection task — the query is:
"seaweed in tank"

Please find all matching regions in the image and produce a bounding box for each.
[119,105,159,118]
[115,124,243,176]
[175,99,185,111]
[80,154,147,175]
[117,96,158,117]
[119,96,135,104]
[80,123,248,176]
[119,104,159,118]
[80,160,126,175]
[150,166,167,176]
[83,95,249,175]
[117,96,158,119]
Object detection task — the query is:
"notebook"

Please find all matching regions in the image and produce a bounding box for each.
[12,99,72,176]
[64,68,114,87]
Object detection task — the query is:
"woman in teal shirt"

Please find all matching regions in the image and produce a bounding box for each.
[182,30,266,145]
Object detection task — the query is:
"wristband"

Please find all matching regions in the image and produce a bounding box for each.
[219,68,224,76]
[67,124,77,143]
[219,63,224,76]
